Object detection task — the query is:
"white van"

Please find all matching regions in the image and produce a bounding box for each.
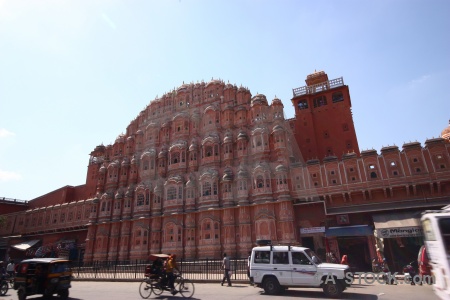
[249,244,351,298]
[421,205,450,300]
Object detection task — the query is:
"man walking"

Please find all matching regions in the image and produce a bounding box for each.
[221,253,232,287]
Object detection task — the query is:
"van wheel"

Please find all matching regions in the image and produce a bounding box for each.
[18,286,27,300]
[323,282,343,298]
[263,277,281,295]
[59,289,69,300]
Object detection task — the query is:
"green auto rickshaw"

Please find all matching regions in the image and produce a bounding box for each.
[14,258,72,300]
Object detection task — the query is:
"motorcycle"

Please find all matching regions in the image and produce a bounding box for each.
[403,261,419,285]
[0,275,8,296]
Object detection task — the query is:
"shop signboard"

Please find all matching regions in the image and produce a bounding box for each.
[377,226,423,238]
[300,226,325,234]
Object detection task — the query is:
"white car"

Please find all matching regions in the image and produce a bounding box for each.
[250,245,352,298]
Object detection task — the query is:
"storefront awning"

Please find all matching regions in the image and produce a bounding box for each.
[373,211,422,238]
[11,240,40,251]
[325,225,373,237]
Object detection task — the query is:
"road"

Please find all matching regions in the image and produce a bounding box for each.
[1,280,439,300]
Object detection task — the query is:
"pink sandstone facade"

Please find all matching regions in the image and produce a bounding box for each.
[1,72,450,272]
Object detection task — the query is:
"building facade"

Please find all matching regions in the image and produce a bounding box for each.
[1,72,449,273]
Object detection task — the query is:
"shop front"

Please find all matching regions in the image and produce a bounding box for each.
[372,211,424,272]
[325,225,376,271]
[300,226,326,261]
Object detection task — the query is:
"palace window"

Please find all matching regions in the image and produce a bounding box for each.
[313,96,327,108]
[137,194,145,206]
[297,100,308,110]
[167,187,177,200]
[332,92,344,103]
[202,182,211,196]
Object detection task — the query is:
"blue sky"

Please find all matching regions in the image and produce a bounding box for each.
[1,0,449,201]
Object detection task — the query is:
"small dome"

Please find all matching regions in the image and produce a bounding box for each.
[441,120,450,141]
[121,157,130,166]
[99,165,106,173]
[237,130,248,140]
[251,94,268,107]
[177,83,190,92]
[275,165,288,172]
[115,135,125,143]
[271,97,283,106]
[237,86,248,93]
[206,79,223,88]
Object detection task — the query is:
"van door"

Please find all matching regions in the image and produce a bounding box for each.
[291,251,317,286]
[271,251,291,285]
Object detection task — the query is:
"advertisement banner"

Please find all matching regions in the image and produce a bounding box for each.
[377,227,423,238]
[300,227,325,234]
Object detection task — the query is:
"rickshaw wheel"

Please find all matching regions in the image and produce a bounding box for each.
[0,281,8,296]
[18,286,27,300]
[59,289,69,300]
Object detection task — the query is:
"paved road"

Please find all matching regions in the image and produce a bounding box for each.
[1,281,439,300]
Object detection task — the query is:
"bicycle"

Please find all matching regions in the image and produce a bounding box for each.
[5,273,14,289]
[139,273,195,299]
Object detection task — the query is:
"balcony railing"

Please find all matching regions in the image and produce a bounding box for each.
[292,77,344,97]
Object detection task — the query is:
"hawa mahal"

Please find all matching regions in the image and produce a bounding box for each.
[1,71,449,272]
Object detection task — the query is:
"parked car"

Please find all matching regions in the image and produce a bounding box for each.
[14,258,72,300]
[418,245,432,277]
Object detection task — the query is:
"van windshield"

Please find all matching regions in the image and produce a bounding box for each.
[305,249,322,264]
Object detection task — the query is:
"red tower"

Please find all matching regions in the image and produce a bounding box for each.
[290,71,360,161]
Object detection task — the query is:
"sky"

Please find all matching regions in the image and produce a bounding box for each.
[0,0,449,201]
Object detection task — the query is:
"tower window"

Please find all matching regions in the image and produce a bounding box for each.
[342,123,349,131]
[298,100,308,110]
[370,172,377,178]
[390,161,396,167]
[332,92,344,103]
[313,96,327,108]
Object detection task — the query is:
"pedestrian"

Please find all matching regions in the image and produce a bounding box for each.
[6,260,15,277]
[166,254,180,295]
[247,251,253,286]
[221,253,232,287]
[341,255,348,266]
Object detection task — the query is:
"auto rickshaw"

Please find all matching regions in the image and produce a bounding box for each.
[14,258,72,300]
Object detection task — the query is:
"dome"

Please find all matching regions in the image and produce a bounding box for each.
[271,97,283,107]
[441,120,450,140]
[206,78,223,88]
[115,135,125,143]
[251,94,268,107]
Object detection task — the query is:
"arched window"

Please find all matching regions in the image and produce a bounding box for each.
[256,175,264,188]
[167,187,177,200]
[203,182,211,196]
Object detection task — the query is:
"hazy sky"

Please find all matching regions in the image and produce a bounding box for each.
[1,0,449,201]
